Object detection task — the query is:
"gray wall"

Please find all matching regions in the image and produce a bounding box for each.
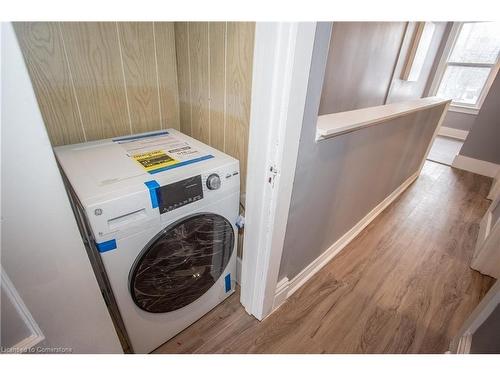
[278,23,448,280]
[387,22,449,103]
[441,111,477,131]
[470,304,500,353]
[459,72,500,164]
[319,22,406,114]
[319,22,449,115]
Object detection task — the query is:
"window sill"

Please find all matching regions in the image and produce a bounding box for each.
[316,97,451,141]
[448,104,479,116]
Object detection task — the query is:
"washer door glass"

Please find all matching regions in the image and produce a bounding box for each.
[129,213,235,313]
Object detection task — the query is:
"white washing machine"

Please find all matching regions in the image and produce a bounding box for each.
[54,129,239,353]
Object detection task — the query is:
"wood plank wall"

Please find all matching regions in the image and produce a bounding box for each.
[174,22,255,193]
[14,22,180,146]
[15,21,255,196]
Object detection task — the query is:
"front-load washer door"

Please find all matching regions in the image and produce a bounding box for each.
[129,213,235,313]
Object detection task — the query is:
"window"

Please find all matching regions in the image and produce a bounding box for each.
[432,22,500,113]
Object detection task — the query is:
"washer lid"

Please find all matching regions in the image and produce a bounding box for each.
[54,129,238,206]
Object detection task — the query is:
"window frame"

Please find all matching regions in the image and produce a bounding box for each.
[429,22,500,115]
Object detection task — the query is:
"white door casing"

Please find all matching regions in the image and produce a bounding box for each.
[471,196,500,279]
[240,22,317,320]
[1,268,45,352]
[450,280,500,353]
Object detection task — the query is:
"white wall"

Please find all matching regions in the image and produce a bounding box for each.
[1,22,122,353]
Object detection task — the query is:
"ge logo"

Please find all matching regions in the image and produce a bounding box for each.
[94,208,103,216]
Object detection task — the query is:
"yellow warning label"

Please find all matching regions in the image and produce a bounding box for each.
[132,150,178,172]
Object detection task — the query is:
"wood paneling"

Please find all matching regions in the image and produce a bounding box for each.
[15,22,180,146]
[60,22,131,141]
[209,22,227,151]
[174,22,192,136]
[225,22,254,191]
[175,22,255,194]
[189,22,210,144]
[14,22,85,145]
[154,22,180,130]
[117,22,160,133]
[154,162,495,354]
[17,21,254,193]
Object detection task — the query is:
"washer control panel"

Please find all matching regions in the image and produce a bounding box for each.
[157,175,203,214]
[156,164,239,215]
[206,173,221,190]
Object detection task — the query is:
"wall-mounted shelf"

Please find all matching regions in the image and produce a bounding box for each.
[316,96,450,141]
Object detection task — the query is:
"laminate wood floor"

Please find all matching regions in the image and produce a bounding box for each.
[427,136,463,166]
[154,162,495,354]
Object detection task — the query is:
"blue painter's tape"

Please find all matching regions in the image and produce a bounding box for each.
[112,131,169,143]
[96,239,117,253]
[224,273,231,293]
[149,155,215,175]
[144,180,160,208]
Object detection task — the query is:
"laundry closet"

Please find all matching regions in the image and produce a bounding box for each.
[13,22,255,353]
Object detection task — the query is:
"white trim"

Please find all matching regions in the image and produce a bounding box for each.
[455,334,473,354]
[452,154,500,178]
[240,22,317,321]
[471,197,500,278]
[383,21,409,103]
[428,23,461,96]
[450,280,500,353]
[401,22,436,82]
[316,97,448,140]
[487,169,500,200]
[272,277,289,310]
[448,104,479,115]
[479,63,500,108]
[273,171,420,307]
[429,22,500,111]
[419,101,451,174]
[438,126,469,141]
[1,267,45,350]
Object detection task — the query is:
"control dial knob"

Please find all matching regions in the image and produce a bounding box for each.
[206,173,221,190]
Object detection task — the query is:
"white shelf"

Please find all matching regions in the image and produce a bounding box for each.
[316,97,450,141]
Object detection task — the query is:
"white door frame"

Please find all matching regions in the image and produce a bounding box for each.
[240,22,317,320]
[450,279,500,353]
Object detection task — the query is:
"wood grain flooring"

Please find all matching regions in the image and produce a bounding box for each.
[154,162,495,354]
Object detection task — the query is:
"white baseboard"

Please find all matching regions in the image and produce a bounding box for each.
[236,256,242,285]
[488,179,500,201]
[438,126,469,141]
[455,334,472,354]
[487,169,500,200]
[272,277,289,310]
[273,171,420,309]
[452,154,500,178]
